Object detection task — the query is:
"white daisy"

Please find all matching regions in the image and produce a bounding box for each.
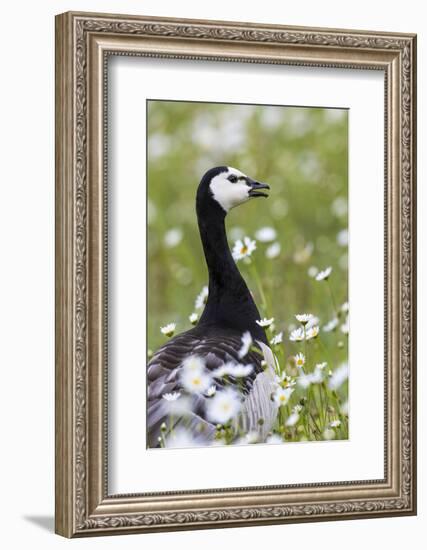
[256,317,275,328]
[294,352,305,369]
[160,323,176,337]
[205,385,217,397]
[211,364,229,378]
[328,362,349,390]
[181,355,205,373]
[315,266,332,281]
[274,372,285,385]
[323,317,339,332]
[206,388,242,424]
[164,427,200,449]
[236,431,260,445]
[341,301,349,313]
[265,242,281,259]
[337,228,348,247]
[285,411,300,427]
[307,266,319,278]
[195,286,209,310]
[297,373,312,389]
[309,367,323,384]
[306,325,319,340]
[232,237,257,261]
[212,362,253,378]
[315,362,328,370]
[266,433,283,445]
[289,327,305,342]
[238,331,253,358]
[228,364,254,377]
[161,394,192,416]
[180,367,212,394]
[330,419,341,428]
[162,392,181,402]
[189,312,198,325]
[306,315,320,329]
[341,317,349,334]
[295,313,314,326]
[270,332,283,346]
[273,386,294,407]
[274,372,295,387]
[323,428,336,440]
[298,366,324,388]
[246,431,260,444]
[255,226,277,242]
[164,227,183,248]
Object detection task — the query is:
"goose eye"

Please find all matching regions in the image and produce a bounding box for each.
[228,175,238,183]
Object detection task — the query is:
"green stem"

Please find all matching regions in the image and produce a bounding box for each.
[321,382,329,426]
[302,410,310,439]
[326,279,339,319]
[318,384,325,428]
[308,385,321,425]
[250,261,269,313]
[303,325,308,364]
[318,336,334,370]
[309,413,322,438]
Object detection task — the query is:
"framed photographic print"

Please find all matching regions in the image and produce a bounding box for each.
[55,11,417,537]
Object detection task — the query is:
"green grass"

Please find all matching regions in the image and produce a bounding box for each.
[148,100,349,444]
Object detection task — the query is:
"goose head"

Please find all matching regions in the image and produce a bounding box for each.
[197,166,270,215]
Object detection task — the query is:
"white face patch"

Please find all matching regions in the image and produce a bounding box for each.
[209,167,251,212]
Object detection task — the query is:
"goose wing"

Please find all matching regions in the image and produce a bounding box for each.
[147,327,272,447]
[235,342,278,441]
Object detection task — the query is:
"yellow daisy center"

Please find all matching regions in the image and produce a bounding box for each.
[192,377,201,386]
[241,245,248,254]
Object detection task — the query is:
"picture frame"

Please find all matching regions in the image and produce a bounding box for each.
[55,11,417,537]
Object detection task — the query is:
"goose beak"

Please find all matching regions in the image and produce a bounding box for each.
[248,179,270,198]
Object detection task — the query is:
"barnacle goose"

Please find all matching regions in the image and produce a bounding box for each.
[147,166,277,447]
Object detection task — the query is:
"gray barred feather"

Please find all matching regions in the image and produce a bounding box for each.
[147,327,276,447]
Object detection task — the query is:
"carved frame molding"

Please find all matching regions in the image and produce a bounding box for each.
[55,11,416,537]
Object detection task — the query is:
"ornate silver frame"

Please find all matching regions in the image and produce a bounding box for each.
[55,11,417,537]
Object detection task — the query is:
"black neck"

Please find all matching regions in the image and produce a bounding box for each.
[196,202,267,343]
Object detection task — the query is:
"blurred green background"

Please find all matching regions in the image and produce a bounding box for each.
[147,100,348,354]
